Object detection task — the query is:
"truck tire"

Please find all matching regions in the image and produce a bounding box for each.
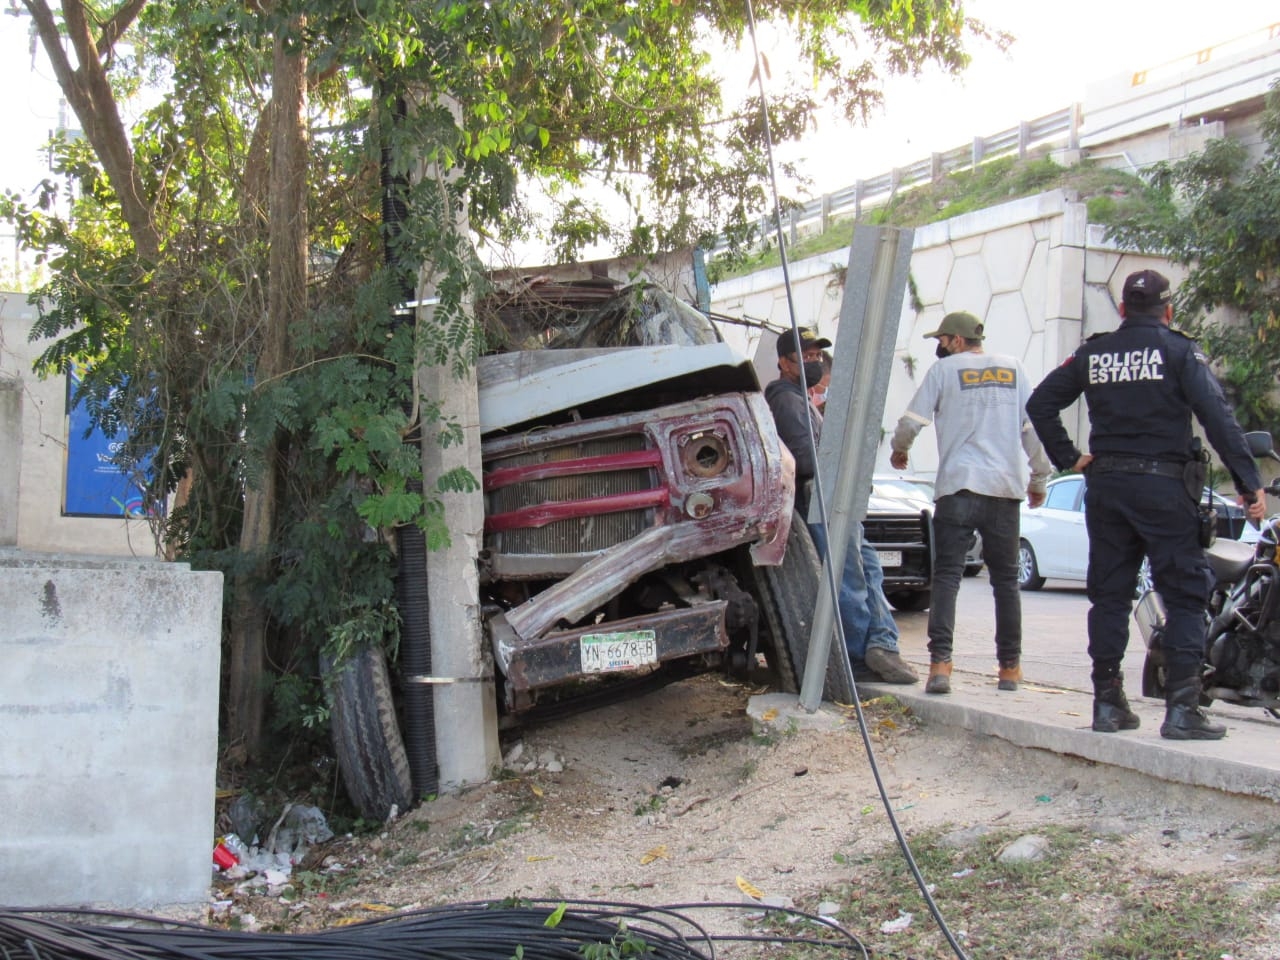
[755,511,856,705]
[321,644,414,822]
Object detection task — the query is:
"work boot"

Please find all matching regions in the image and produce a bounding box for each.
[997,660,1022,691]
[925,660,952,695]
[1092,677,1140,733]
[1160,678,1226,740]
[864,647,919,684]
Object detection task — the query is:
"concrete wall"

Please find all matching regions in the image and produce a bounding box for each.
[0,292,158,557]
[709,189,1211,481]
[0,550,223,908]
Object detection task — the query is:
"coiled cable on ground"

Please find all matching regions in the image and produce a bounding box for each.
[0,900,867,960]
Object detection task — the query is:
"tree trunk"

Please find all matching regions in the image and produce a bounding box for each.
[26,0,160,262]
[226,26,308,759]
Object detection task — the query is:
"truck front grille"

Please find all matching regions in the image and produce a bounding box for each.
[486,435,657,554]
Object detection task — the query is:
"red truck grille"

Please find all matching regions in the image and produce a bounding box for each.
[485,435,661,556]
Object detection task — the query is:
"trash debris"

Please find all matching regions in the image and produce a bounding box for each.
[266,803,334,859]
[212,841,238,871]
[880,912,913,933]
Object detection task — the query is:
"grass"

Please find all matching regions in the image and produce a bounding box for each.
[710,155,1151,284]
[792,823,1279,959]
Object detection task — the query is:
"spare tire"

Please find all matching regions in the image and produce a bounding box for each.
[321,644,413,821]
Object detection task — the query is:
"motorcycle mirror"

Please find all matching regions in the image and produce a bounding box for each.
[1245,430,1280,462]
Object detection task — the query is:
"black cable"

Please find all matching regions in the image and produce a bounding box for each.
[740,3,969,957]
[0,901,868,960]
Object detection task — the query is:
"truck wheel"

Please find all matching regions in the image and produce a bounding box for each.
[754,511,856,705]
[321,644,414,822]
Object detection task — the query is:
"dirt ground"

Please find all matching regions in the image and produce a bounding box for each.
[203,672,1280,956]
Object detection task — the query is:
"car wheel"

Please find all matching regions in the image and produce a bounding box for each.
[321,644,414,821]
[1017,540,1046,591]
[754,510,856,705]
[886,589,931,612]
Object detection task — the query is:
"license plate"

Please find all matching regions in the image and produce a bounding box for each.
[580,630,658,674]
[878,550,903,568]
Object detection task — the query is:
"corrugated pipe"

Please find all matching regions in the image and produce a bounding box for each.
[382,92,439,800]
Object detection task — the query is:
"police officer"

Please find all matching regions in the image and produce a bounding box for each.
[1026,269,1266,741]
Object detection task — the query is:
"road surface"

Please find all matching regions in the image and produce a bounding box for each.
[892,573,1146,692]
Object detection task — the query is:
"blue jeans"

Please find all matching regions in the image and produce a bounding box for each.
[806,521,901,668]
[928,491,1023,664]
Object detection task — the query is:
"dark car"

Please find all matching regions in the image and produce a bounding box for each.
[865,477,934,611]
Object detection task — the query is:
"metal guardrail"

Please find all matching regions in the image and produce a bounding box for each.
[713,104,1081,255]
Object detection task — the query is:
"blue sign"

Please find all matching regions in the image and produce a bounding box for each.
[63,366,157,518]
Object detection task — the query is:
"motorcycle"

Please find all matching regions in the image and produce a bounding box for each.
[1135,431,1280,718]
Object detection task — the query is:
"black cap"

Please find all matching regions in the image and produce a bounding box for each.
[776,329,832,358]
[1122,270,1172,313]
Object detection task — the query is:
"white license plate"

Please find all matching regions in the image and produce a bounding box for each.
[580,630,658,674]
[878,550,903,568]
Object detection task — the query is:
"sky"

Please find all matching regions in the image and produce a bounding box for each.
[0,2,1277,250]
[766,0,1280,198]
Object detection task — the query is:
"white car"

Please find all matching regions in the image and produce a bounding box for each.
[1017,475,1248,590]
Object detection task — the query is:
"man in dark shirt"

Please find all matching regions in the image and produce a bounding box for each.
[1027,270,1265,740]
[764,328,917,685]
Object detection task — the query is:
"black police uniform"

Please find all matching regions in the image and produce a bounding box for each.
[1026,311,1262,690]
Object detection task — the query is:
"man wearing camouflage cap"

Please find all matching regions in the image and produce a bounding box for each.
[890,310,1052,696]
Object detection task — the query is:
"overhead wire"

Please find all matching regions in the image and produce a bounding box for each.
[739,2,970,957]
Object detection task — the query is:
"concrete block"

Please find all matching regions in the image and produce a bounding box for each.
[0,552,222,908]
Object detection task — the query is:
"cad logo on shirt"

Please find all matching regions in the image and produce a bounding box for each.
[1088,348,1164,384]
[957,366,1016,389]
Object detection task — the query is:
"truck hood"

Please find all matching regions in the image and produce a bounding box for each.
[477,342,760,434]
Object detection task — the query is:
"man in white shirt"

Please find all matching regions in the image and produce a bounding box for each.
[889,311,1052,694]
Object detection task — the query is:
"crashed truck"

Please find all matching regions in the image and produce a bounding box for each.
[328,277,857,817]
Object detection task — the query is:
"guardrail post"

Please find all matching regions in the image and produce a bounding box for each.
[821,193,832,233]
[972,136,984,168]
[931,152,942,183]
[1018,120,1031,159]
[854,180,864,219]
[800,225,914,711]
[1068,102,1082,150]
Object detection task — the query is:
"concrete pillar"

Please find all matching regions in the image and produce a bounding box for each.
[413,95,500,791]
[0,379,19,545]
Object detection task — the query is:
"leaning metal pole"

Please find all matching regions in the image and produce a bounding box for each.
[799,225,914,711]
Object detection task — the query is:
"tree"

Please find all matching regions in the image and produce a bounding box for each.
[1107,79,1280,430]
[7,0,1000,768]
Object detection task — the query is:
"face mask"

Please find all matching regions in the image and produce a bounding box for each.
[935,341,950,359]
[810,390,827,407]
[802,360,825,385]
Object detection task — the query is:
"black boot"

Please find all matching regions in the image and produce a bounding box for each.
[1160,678,1226,741]
[1092,677,1140,733]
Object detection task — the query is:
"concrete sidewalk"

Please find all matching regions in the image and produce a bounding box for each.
[751,666,1280,804]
